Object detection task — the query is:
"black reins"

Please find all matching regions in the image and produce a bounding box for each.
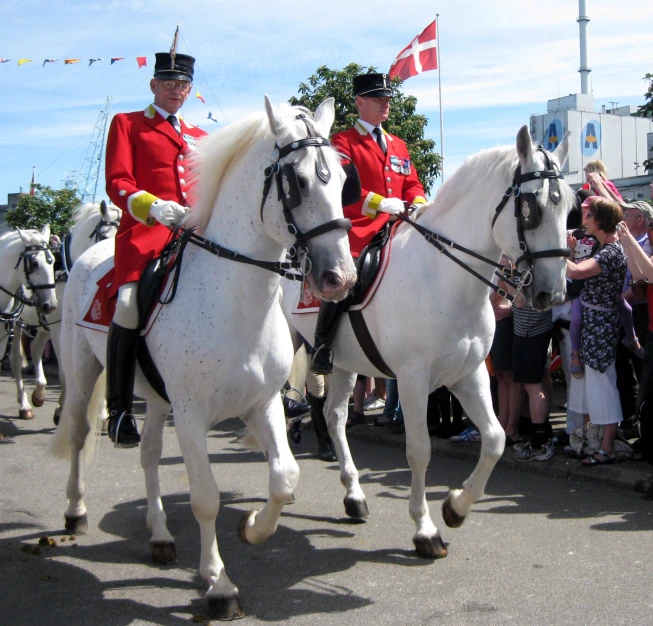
[399,148,571,302]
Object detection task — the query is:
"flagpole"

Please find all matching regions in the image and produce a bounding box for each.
[436,14,444,182]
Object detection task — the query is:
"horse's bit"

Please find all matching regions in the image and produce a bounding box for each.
[399,147,571,302]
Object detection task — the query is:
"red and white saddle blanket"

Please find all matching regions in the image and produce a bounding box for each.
[292,222,398,314]
[77,266,175,335]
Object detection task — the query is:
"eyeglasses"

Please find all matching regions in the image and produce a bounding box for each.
[158,80,192,93]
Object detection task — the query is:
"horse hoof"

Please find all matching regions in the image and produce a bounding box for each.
[442,494,466,528]
[344,497,369,520]
[64,514,88,535]
[53,408,61,426]
[413,532,448,559]
[237,510,257,545]
[31,393,45,408]
[20,409,34,420]
[151,541,177,566]
[207,594,245,621]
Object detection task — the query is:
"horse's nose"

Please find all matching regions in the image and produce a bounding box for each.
[41,302,56,315]
[319,270,345,291]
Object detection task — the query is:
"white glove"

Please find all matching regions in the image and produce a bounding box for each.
[377,197,405,215]
[149,200,187,226]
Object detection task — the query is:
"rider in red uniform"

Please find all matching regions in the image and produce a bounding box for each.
[104,52,207,447]
[311,72,427,373]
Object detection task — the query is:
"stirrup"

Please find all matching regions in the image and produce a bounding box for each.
[108,411,141,448]
[311,344,333,374]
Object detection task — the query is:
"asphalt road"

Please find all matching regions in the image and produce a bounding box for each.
[1,371,652,625]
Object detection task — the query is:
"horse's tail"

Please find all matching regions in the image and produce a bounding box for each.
[49,370,105,464]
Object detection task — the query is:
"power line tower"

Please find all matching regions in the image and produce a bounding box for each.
[64,96,112,202]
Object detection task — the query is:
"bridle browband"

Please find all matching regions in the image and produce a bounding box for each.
[399,147,571,302]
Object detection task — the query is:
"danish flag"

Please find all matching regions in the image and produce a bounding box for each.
[389,21,438,81]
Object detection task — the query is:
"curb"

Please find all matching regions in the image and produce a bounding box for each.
[345,418,652,495]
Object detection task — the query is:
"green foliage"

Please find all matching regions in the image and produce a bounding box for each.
[5,184,80,236]
[636,73,653,170]
[290,63,441,195]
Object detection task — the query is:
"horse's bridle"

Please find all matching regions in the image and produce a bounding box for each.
[260,112,351,275]
[490,147,570,288]
[399,147,571,302]
[177,112,353,283]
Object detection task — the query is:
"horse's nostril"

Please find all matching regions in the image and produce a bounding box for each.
[321,271,342,289]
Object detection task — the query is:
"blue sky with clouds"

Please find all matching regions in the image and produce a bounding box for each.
[1,0,651,202]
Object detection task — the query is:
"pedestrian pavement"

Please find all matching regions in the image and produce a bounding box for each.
[344,393,653,496]
[3,363,652,495]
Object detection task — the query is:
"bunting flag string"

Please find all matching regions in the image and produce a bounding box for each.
[6,56,151,68]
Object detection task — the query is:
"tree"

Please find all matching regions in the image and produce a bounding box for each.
[636,73,653,171]
[290,63,441,195]
[5,184,81,236]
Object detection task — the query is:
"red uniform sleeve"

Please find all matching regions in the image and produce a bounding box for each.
[105,113,140,213]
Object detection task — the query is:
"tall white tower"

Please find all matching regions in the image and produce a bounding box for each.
[578,0,591,94]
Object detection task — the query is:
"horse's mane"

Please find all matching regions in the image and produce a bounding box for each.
[428,145,518,216]
[186,112,272,233]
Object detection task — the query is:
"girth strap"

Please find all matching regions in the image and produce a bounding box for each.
[349,309,396,379]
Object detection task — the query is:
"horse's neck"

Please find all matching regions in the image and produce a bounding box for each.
[70,215,99,263]
[198,184,287,306]
[412,197,503,299]
[0,240,23,308]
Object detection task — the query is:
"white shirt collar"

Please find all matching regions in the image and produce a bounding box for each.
[357,118,382,136]
[152,103,180,125]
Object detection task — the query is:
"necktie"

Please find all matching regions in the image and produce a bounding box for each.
[373,127,386,155]
[167,114,180,135]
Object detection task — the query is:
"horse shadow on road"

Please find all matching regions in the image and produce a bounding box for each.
[0,487,438,624]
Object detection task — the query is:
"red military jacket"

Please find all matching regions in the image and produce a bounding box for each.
[105,104,207,288]
[331,121,426,256]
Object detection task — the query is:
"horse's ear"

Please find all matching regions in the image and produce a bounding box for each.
[100,199,108,217]
[40,223,51,241]
[264,95,282,137]
[313,98,335,137]
[552,131,570,169]
[17,228,29,245]
[516,125,534,165]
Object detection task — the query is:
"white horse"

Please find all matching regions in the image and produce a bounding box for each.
[0,225,58,419]
[50,97,357,619]
[283,126,574,558]
[6,201,121,421]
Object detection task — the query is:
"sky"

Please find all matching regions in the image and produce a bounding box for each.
[1,0,652,202]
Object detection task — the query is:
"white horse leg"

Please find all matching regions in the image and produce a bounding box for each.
[10,326,33,420]
[140,395,176,565]
[174,401,243,620]
[62,367,103,534]
[238,395,299,544]
[29,329,50,408]
[443,366,505,527]
[327,367,369,519]
[398,373,448,559]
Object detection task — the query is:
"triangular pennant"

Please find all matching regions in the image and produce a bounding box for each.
[64,59,81,65]
[110,57,124,64]
[18,59,34,66]
[136,56,147,68]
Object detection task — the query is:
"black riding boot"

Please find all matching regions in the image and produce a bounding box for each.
[106,323,141,448]
[307,393,337,461]
[312,299,349,374]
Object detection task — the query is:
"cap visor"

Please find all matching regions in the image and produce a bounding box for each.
[154,71,192,82]
[358,88,392,98]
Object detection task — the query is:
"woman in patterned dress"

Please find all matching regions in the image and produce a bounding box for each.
[566,197,627,465]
